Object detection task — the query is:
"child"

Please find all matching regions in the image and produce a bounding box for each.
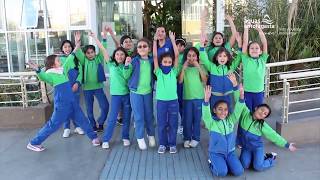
[59,40,84,138]
[27,54,100,152]
[175,38,186,134]
[237,102,297,171]
[241,23,269,112]
[179,47,207,148]
[101,46,132,149]
[123,38,156,150]
[199,33,242,109]
[74,31,109,132]
[202,74,245,177]
[206,15,238,61]
[156,26,174,58]
[153,31,179,154]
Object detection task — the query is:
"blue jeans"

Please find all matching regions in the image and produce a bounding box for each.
[83,88,109,127]
[244,91,264,112]
[240,147,275,171]
[130,92,155,139]
[208,151,244,177]
[177,83,183,126]
[63,92,80,129]
[30,101,97,145]
[103,95,132,142]
[156,100,179,147]
[183,99,202,141]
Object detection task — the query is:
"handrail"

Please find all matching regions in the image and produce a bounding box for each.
[267,57,320,67]
[279,70,320,80]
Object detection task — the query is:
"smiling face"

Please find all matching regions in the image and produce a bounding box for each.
[216,51,228,65]
[249,42,262,58]
[122,38,133,50]
[186,50,198,65]
[253,106,270,120]
[156,27,166,40]
[62,42,72,55]
[213,102,229,120]
[212,33,224,46]
[137,41,149,57]
[114,50,126,64]
[161,56,173,67]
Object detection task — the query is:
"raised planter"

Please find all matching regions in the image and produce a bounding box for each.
[0,103,53,129]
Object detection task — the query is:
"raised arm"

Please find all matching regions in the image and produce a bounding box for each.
[226,15,237,47]
[89,31,110,62]
[199,32,213,72]
[169,31,179,68]
[74,31,85,65]
[123,57,133,79]
[256,26,268,54]
[230,32,243,71]
[242,21,249,53]
[228,74,246,124]
[105,26,120,48]
[153,34,159,70]
[202,85,216,130]
[28,62,53,85]
[193,60,208,84]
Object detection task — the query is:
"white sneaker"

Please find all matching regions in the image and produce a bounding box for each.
[190,140,199,148]
[102,142,110,149]
[123,139,130,146]
[137,138,147,150]
[62,129,71,138]
[184,140,191,148]
[148,136,156,147]
[74,127,84,135]
[92,138,101,146]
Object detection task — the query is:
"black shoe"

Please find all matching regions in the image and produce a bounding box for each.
[92,126,98,132]
[265,152,277,160]
[97,125,104,132]
[117,118,123,126]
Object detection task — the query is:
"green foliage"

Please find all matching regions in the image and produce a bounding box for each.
[143,0,182,39]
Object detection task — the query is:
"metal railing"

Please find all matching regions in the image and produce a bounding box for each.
[0,72,48,108]
[279,70,320,123]
[264,57,320,97]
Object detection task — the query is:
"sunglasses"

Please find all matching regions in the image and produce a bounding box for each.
[137,45,148,49]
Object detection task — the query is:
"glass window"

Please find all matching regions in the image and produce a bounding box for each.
[69,0,87,26]
[48,31,67,54]
[0,2,3,30]
[26,32,47,65]
[46,0,67,29]
[7,33,26,72]
[5,0,23,31]
[0,33,8,72]
[20,0,40,28]
[70,30,89,48]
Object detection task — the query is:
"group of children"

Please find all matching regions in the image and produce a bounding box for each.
[27,15,297,177]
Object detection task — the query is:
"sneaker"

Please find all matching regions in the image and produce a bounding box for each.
[190,140,199,148]
[97,125,104,132]
[123,139,130,146]
[177,126,183,135]
[137,138,147,150]
[117,118,123,126]
[27,143,45,152]
[62,129,71,138]
[148,136,156,147]
[184,140,191,148]
[102,142,110,149]
[169,146,177,154]
[74,127,84,135]
[93,126,98,132]
[265,152,278,160]
[92,138,101,146]
[158,145,166,154]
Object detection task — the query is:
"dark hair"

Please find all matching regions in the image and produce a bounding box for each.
[83,45,96,54]
[159,52,174,66]
[248,41,262,57]
[132,38,150,57]
[45,55,58,71]
[255,103,272,118]
[212,100,229,116]
[182,47,199,63]
[156,25,166,30]
[176,38,186,47]
[210,32,226,48]
[212,47,233,69]
[111,47,128,66]
[60,40,80,70]
[120,35,132,46]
